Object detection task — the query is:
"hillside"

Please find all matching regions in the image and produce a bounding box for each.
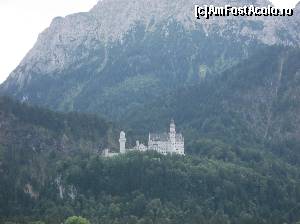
[0,96,114,152]
[0,96,115,222]
[0,150,299,224]
[0,97,112,219]
[121,46,300,164]
[0,97,299,224]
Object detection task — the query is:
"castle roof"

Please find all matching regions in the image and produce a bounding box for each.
[150,133,169,141]
[149,133,184,142]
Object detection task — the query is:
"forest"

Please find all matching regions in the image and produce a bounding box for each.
[0,144,299,223]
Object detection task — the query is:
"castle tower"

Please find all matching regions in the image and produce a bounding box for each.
[119,131,126,154]
[170,119,176,151]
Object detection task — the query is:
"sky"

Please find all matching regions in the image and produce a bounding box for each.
[0,0,299,84]
[271,0,299,9]
[0,0,98,84]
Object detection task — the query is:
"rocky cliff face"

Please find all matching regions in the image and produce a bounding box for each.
[2,0,300,93]
[0,0,299,119]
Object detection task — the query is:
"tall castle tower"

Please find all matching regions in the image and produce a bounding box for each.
[119,131,126,154]
[169,119,176,151]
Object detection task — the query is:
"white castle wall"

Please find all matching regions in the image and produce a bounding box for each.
[104,120,185,157]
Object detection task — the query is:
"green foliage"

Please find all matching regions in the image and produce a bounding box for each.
[0,96,117,163]
[65,216,90,224]
[0,144,4,161]
[0,96,110,142]
[2,149,298,224]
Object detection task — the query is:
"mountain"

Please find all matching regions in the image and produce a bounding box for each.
[1,1,300,223]
[1,0,300,120]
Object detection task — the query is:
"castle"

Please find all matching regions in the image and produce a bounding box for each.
[103,120,185,156]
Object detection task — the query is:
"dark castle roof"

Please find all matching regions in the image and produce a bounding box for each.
[149,133,184,142]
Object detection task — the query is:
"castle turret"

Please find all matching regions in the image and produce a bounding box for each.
[170,119,176,133]
[119,131,126,154]
[170,119,176,151]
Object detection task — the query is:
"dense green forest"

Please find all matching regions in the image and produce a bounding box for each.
[0,96,116,152]
[0,150,299,224]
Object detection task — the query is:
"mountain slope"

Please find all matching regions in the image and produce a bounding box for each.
[121,46,300,163]
[0,96,114,152]
[0,96,118,222]
[1,0,300,120]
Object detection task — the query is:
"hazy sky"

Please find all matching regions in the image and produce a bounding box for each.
[0,0,298,84]
[0,0,98,84]
[271,0,299,9]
